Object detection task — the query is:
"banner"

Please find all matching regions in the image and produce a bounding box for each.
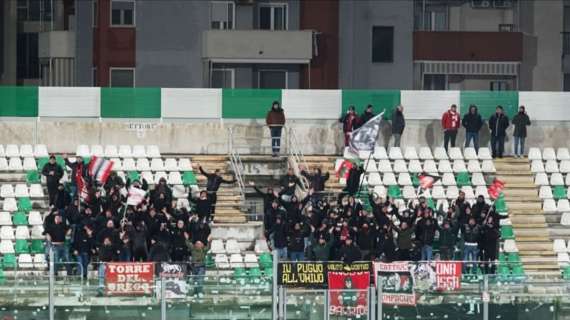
[105,263,155,296]
[158,263,188,299]
[328,262,371,317]
[412,261,462,292]
[277,262,327,288]
[375,262,416,306]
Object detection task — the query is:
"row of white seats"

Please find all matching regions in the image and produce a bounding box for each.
[14,254,47,269]
[0,145,48,158]
[116,171,189,186]
[534,173,570,186]
[529,148,570,161]
[539,186,570,199]
[364,159,495,173]
[553,239,570,253]
[0,226,44,240]
[372,185,490,200]
[363,172,488,187]
[558,253,570,266]
[76,145,161,159]
[0,184,44,198]
[531,160,570,173]
[352,147,493,161]
[210,240,269,255]
[0,211,42,226]
[214,253,259,269]
[503,239,519,253]
[110,158,193,172]
[543,199,570,213]
[0,157,39,171]
[559,213,570,226]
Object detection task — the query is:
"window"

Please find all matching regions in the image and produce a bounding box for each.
[490,80,509,91]
[211,69,235,88]
[110,0,134,27]
[259,3,287,30]
[17,33,39,79]
[17,0,52,22]
[211,1,235,30]
[110,68,134,87]
[372,26,394,63]
[258,70,287,89]
[423,74,446,90]
[92,0,98,27]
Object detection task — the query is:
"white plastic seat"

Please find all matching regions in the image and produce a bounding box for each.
[397,173,412,186]
[0,240,14,254]
[373,147,388,160]
[154,171,168,184]
[172,185,188,199]
[558,253,570,265]
[28,211,43,225]
[393,160,408,173]
[434,147,448,160]
[543,148,556,161]
[418,147,434,160]
[359,175,368,187]
[0,212,11,226]
[377,160,392,173]
[0,226,14,240]
[0,158,7,171]
[229,253,245,268]
[440,173,455,186]
[140,171,154,184]
[472,173,486,186]
[14,184,28,197]
[150,159,165,171]
[2,198,17,212]
[367,172,382,186]
[119,145,133,158]
[438,160,453,173]
[478,148,492,160]
[551,173,565,186]
[104,145,119,158]
[436,199,449,212]
[225,239,241,254]
[1,185,14,198]
[503,239,518,253]
[90,145,104,157]
[402,186,416,199]
[164,158,178,171]
[403,147,418,160]
[461,186,476,200]
[254,239,270,254]
[22,157,37,171]
[364,159,378,172]
[176,198,190,210]
[452,160,467,173]
[122,158,136,171]
[168,172,183,185]
[448,147,463,160]
[528,148,542,160]
[539,186,553,199]
[423,160,438,173]
[31,225,44,239]
[5,145,19,158]
[244,253,259,268]
[558,199,570,212]
[358,150,372,160]
[15,226,29,239]
[464,148,478,160]
[388,147,403,160]
[382,173,397,186]
[545,160,559,173]
[467,160,482,173]
[132,145,147,158]
[214,254,230,269]
[33,254,47,269]
[147,145,161,158]
[76,145,90,158]
[566,174,570,187]
[534,173,549,186]
[475,186,489,199]
[557,148,570,161]
[543,199,557,212]
[136,158,150,171]
[561,161,570,174]
[432,186,446,199]
[0,146,4,157]
[8,158,23,171]
[373,186,387,199]
[109,158,122,171]
[408,160,422,173]
[19,145,34,158]
[210,239,225,254]
[561,213,570,226]
[481,160,496,173]
[446,186,459,199]
[178,158,193,171]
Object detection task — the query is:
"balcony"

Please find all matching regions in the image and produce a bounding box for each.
[202,30,313,63]
[38,31,75,58]
[414,31,523,62]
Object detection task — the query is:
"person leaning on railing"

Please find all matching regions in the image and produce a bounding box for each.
[265,101,286,157]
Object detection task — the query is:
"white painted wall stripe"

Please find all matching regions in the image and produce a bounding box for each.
[282,89,341,119]
[161,88,222,119]
[38,87,101,117]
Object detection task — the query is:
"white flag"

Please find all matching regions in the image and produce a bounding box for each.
[349,111,384,153]
[127,187,147,206]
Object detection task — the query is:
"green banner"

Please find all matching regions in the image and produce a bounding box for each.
[341,90,400,120]
[222,89,281,119]
[460,91,519,119]
[0,86,38,117]
[101,88,161,118]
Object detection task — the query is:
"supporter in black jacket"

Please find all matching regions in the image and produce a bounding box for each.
[171,220,189,262]
[198,165,236,215]
[189,217,211,245]
[480,218,500,274]
[358,105,375,127]
[300,167,330,193]
[149,240,170,262]
[42,155,64,206]
[488,106,510,158]
[512,106,531,158]
[345,165,364,196]
[131,222,149,262]
[462,105,484,151]
[462,218,481,271]
[279,168,301,198]
[391,105,405,147]
[338,237,362,263]
[270,217,288,260]
[73,224,95,278]
[189,191,213,221]
[416,215,439,261]
[287,223,307,261]
[55,184,71,211]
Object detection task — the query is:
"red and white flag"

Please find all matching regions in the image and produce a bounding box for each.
[487,178,506,200]
[75,164,89,202]
[418,173,441,189]
[88,156,114,184]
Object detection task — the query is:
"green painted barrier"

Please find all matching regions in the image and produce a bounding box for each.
[0,86,38,117]
[101,88,161,118]
[460,91,518,119]
[222,89,281,119]
[341,90,400,120]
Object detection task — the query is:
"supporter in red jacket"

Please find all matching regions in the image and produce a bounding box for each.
[441,104,461,152]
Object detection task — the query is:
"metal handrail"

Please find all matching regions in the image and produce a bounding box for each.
[227,127,246,206]
[286,127,310,192]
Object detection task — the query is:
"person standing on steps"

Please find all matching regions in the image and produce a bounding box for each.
[358,104,375,128]
[340,106,359,147]
[197,164,237,218]
[42,155,64,206]
[488,106,510,159]
[512,105,531,158]
[391,105,405,147]
[462,105,484,152]
[265,101,286,157]
[441,104,461,152]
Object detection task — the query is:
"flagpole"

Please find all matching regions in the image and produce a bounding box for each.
[357,150,374,197]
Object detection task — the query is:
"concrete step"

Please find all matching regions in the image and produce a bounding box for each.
[507,202,542,211]
[502,188,538,197]
[516,242,554,251]
[510,215,547,224]
[496,175,535,184]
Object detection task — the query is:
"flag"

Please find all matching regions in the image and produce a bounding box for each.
[127,187,147,206]
[88,156,114,184]
[418,173,441,189]
[75,164,89,202]
[335,159,354,180]
[488,178,506,200]
[348,111,384,153]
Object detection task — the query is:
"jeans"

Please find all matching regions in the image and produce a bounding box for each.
[421,245,433,261]
[513,136,525,156]
[98,263,106,291]
[193,265,206,295]
[491,135,505,158]
[76,252,90,278]
[443,130,457,152]
[393,134,402,147]
[463,244,479,272]
[270,126,283,154]
[289,251,305,262]
[465,131,479,151]
[52,244,71,275]
[274,247,288,261]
